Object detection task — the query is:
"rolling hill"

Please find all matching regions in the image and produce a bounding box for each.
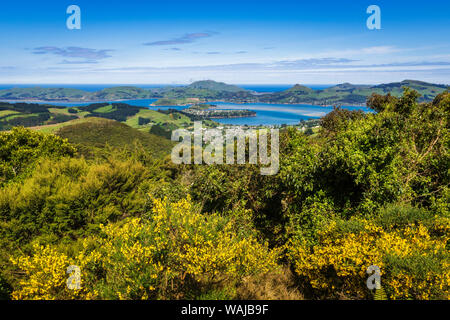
[186,80,248,92]
[258,80,448,105]
[0,80,447,105]
[56,117,174,158]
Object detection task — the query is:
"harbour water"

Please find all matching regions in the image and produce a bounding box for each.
[0,84,370,125]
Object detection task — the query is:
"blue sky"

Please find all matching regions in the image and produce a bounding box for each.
[0,0,449,84]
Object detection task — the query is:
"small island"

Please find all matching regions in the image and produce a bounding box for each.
[187,103,217,110]
[182,108,256,119]
[151,97,202,106]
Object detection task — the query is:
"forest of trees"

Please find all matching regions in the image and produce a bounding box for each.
[0,89,448,300]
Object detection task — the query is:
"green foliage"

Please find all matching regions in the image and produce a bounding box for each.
[367,93,398,113]
[374,286,387,300]
[377,204,433,230]
[56,118,174,158]
[281,89,449,232]
[0,157,149,244]
[47,114,78,124]
[0,113,51,129]
[137,117,151,126]
[81,103,143,122]
[188,160,287,245]
[0,273,12,300]
[320,106,365,135]
[0,127,76,184]
[149,123,172,139]
[0,102,51,114]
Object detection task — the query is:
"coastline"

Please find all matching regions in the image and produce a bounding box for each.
[1,98,366,108]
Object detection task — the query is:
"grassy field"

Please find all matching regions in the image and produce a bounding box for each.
[93,104,117,113]
[0,110,21,118]
[47,108,72,115]
[2,113,36,121]
[29,117,98,133]
[125,109,192,129]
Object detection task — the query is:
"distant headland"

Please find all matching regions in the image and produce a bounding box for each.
[0,79,447,106]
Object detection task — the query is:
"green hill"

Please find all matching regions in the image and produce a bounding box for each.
[286,84,315,94]
[0,86,154,102]
[186,80,247,93]
[259,80,448,105]
[89,86,153,100]
[56,117,174,158]
[370,80,449,101]
[0,80,447,105]
[0,87,89,101]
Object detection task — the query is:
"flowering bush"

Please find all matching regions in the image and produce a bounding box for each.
[286,214,449,300]
[10,196,280,300]
[10,244,95,300]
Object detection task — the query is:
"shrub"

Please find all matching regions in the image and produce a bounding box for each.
[286,214,449,299]
[9,196,280,300]
[0,157,148,243]
[9,244,96,300]
[137,117,151,126]
[0,127,75,184]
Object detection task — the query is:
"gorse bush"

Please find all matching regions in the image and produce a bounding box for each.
[286,208,449,299]
[9,244,96,300]
[0,127,75,184]
[10,196,279,300]
[0,157,149,244]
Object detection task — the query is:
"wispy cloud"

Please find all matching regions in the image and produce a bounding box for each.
[192,50,247,55]
[88,58,450,74]
[59,59,99,64]
[143,32,215,46]
[32,47,113,61]
[323,46,401,57]
[273,58,357,68]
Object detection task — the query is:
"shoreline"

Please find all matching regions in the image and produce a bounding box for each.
[1,98,367,108]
